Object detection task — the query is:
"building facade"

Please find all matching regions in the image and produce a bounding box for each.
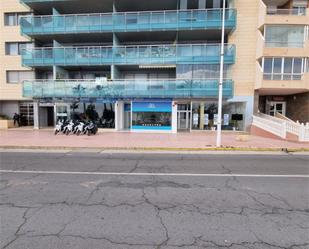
[1,0,308,132]
[0,0,34,126]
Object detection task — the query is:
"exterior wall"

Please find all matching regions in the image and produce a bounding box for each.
[286,92,309,123]
[0,0,31,101]
[229,0,258,98]
[228,0,259,129]
[0,101,19,118]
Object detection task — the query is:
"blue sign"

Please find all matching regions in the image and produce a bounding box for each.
[132,126,172,131]
[132,101,172,113]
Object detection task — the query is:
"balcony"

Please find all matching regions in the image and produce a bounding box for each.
[21,44,236,67]
[20,9,237,36]
[23,79,234,99]
[256,31,309,59]
[255,63,309,95]
[258,0,308,28]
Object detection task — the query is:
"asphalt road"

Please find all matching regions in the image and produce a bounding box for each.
[0,151,308,249]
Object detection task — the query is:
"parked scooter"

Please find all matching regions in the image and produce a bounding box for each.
[54,119,98,136]
[63,120,75,135]
[84,121,98,136]
[54,119,64,135]
[74,121,85,135]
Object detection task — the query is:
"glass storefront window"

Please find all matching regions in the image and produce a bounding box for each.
[191,101,245,131]
[131,101,172,130]
[69,102,115,129]
[132,112,172,129]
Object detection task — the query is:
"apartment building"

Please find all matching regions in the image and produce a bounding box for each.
[256,0,309,123]
[0,0,34,126]
[1,0,308,132]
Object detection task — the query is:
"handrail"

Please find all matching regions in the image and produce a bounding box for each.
[20,8,236,18]
[22,43,234,51]
[23,78,231,83]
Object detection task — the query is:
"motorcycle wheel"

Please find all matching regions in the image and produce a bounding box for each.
[66,129,70,136]
[54,130,59,135]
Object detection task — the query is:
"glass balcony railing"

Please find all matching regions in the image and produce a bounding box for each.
[21,44,236,66]
[20,9,237,35]
[266,8,307,16]
[23,79,234,99]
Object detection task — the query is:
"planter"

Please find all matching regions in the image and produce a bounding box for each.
[0,120,15,129]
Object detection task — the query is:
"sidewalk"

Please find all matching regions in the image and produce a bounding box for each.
[0,129,308,151]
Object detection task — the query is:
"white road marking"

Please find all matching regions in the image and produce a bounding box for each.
[0,170,308,178]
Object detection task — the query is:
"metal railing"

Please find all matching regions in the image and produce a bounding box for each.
[21,43,236,66]
[23,78,234,99]
[263,73,303,81]
[20,9,237,35]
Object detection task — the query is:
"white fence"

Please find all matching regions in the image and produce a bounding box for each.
[252,115,286,138]
[252,113,309,142]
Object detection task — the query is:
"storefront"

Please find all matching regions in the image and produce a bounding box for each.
[33,98,248,132]
[190,101,246,131]
[131,101,173,131]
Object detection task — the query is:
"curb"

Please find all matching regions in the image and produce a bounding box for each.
[1,145,309,153]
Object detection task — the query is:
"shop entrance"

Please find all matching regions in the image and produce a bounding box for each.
[177,104,191,131]
[39,106,55,127]
[123,103,131,130]
[268,101,286,116]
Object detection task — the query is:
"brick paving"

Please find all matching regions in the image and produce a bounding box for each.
[0,129,308,150]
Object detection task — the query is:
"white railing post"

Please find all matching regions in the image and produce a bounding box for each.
[282,121,287,139]
[299,123,305,142]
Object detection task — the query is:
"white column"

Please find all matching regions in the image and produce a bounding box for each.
[180,0,188,9]
[115,101,124,131]
[172,101,178,133]
[33,101,39,129]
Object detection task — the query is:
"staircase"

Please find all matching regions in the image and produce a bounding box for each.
[252,112,309,142]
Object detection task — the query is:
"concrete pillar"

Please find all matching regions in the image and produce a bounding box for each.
[115,101,124,131]
[180,0,187,9]
[33,101,39,129]
[198,0,206,9]
[172,101,178,133]
[199,102,205,130]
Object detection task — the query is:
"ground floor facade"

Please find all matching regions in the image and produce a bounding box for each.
[28,97,253,133]
[1,92,308,132]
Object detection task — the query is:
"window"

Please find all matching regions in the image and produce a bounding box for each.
[265,25,305,48]
[6,71,35,84]
[263,57,304,80]
[5,42,33,55]
[4,12,31,26]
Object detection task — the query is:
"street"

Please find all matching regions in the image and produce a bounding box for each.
[0,151,308,249]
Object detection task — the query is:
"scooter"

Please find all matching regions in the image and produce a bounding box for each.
[63,120,75,135]
[54,119,64,135]
[74,121,85,135]
[84,121,98,136]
